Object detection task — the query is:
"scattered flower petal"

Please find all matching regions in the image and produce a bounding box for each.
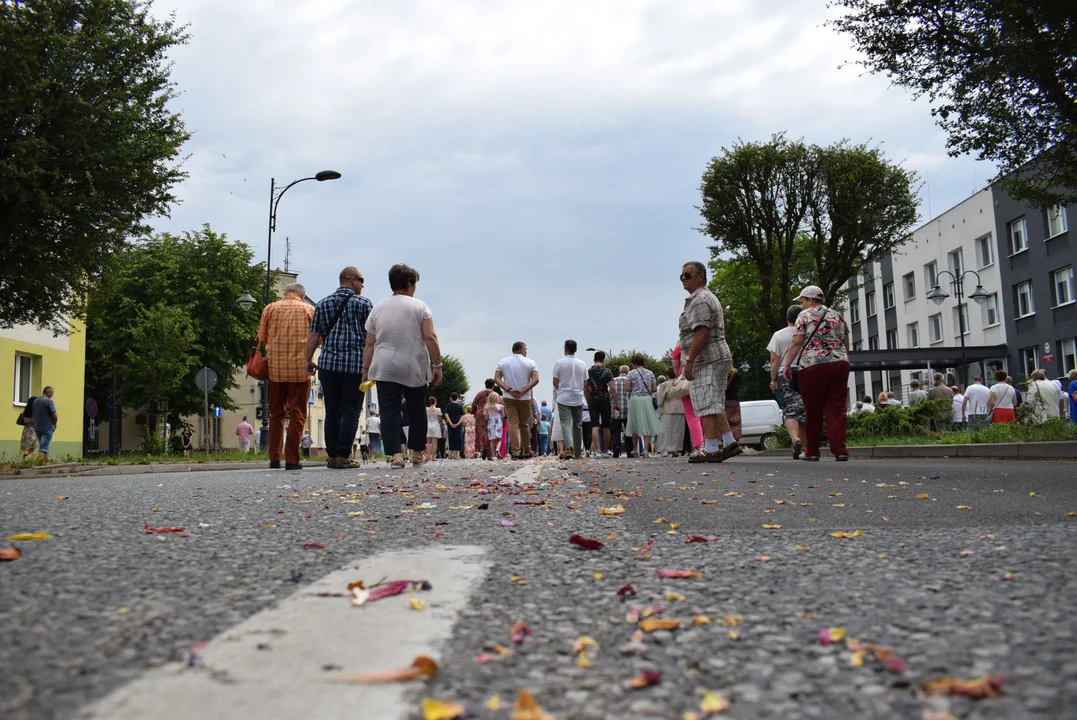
[598,504,626,516]
[640,617,681,632]
[421,698,465,720]
[328,655,437,683]
[0,548,21,561]
[828,530,866,539]
[629,670,663,689]
[8,531,52,541]
[409,597,426,611]
[700,690,731,714]
[511,621,532,644]
[657,569,702,579]
[818,627,846,645]
[569,534,604,550]
[511,689,553,720]
[762,524,782,529]
[693,615,712,626]
[922,675,1006,698]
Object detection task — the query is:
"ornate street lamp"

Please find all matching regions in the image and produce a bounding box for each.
[928,269,990,384]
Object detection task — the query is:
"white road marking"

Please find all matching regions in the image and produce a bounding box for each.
[78,545,489,720]
[503,464,544,485]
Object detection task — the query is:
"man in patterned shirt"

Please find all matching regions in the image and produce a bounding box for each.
[610,365,630,457]
[258,283,315,470]
[305,267,373,469]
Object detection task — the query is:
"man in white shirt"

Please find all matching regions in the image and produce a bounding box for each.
[495,341,540,459]
[950,386,965,429]
[551,339,588,459]
[766,305,805,459]
[962,377,992,430]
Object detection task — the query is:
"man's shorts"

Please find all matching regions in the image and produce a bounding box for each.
[37,429,54,454]
[777,375,805,423]
[587,397,612,428]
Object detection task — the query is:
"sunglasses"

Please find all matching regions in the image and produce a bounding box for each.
[349,276,365,284]
[680,272,695,281]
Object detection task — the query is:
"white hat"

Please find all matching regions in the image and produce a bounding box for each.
[797,285,825,301]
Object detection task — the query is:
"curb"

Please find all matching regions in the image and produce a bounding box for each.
[0,460,272,481]
[757,440,1077,459]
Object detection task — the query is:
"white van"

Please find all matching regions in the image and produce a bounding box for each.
[738,400,783,450]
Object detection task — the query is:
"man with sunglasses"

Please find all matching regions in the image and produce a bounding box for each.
[679,261,740,463]
[305,266,373,469]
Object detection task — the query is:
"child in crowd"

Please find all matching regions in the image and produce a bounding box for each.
[486,392,505,460]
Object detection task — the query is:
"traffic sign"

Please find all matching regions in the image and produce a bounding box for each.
[214,406,222,418]
[308,387,315,406]
[195,367,218,391]
[85,397,98,419]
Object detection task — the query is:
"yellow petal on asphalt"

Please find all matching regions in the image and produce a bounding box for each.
[421,698,465,720]
[598,504,626,515]
[593,572,604,580]
[1029,492,1040,498]
[850,649,867,668]
[7,531,52,541]
[915,493,929,499]
[409,597,426,611]
[726,630,741,641]
[665,592,686,602]
[693,615,712,625]
[956,505,971,510]
[485,696,501,712]
[762,524,782,529]
[700,690,732,713]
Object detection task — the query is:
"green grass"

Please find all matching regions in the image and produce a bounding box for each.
[0,450,269,473]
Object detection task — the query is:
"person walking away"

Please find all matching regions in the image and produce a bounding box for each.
[581,404,593,457]
[258,283,316,469]
[486,392,505,459]
[885,392,902,407]
[552,340,588,459]
[361,264,443,467]
[529,397,540,457]
[471,379,497,459]
[32,387,58,464]
[444,393,465,459]
[494,342,540,459]
[540,401,553,422]
[657,374,686,455]
[181,425,193,457]
[781,285,851,462]
[550,398,565,456]
[365,412,381,456]
[767,305,806,459]
[300,430,313,459]
[670,345,704,457]
[1026,369,1064,424]
[235,416,255,454]
[625,353,662,458]
[926,373,954,430]
[950,386,965,430]
[678,261,738,463]
[18,398,37,461]
[988,369,1017,424]
[305,268,373,469]
[425,397,442,459]
[1068,370,1077,423]
[725,368,742,441]
[538,414,551,456]
[962,377,991,430]
[438,413,448,459]
[462,406,478,458]
[908,379,928,406]
[585,351,617,457]
[1005,376,1023,408]
[610,365,632,457]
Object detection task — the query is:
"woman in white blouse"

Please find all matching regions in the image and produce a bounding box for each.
[362,264,443,468]
[987,369,1017,424]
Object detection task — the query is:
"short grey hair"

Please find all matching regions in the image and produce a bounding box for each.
[933,372,944,384]
[683,261,707,280]
[657,375,667,384]
[43,386,54,394]
[283,283,305,296]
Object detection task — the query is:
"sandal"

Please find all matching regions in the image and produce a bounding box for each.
[410,451,426,466]
[390,454,406,469]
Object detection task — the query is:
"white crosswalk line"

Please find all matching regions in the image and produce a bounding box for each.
[78,545,489,720]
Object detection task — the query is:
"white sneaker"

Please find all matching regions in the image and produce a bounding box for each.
[641,451,650,458]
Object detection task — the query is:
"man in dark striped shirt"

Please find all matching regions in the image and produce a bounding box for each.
[305,267,373,469]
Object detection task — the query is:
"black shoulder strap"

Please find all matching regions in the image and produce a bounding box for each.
[323,294,351,338]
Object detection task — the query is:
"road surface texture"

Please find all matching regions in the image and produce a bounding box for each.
[2,455,1075,719]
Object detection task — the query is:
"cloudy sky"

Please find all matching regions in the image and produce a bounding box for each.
[154,0,995,405]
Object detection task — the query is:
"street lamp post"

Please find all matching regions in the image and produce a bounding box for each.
[256,170,341,449]
[927,269,990,385]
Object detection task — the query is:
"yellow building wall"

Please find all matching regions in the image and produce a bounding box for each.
[1,319,87,460]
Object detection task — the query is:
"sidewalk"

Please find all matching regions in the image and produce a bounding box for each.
[757,440,1077,459]
[0,459,271,481]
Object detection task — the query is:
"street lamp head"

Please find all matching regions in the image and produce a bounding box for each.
[967,285,990,304]
[739,362,750,373]
[237,290,257,312]
[763,361,772,372]
[927,285,949,305]
[315,170,341,182]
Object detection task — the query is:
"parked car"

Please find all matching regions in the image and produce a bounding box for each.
[738,400,783,450]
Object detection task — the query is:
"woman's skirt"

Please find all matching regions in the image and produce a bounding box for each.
[20,425,37,453]
[625,396,662,436]
[448,425,464,451]
[427,423,441,438]
[658,414,685,453]
[991,408,1016,424]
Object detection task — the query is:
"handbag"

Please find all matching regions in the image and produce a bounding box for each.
[789,307,828,393]
[246,345,269,381]
[668,375,691,399]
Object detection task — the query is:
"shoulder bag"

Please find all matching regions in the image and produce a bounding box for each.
[789,307,828,394]
[668,374,691,399]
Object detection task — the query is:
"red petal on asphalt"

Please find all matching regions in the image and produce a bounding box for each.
[684,535,709,543]
[656,569,702,579]
[635,538,654,559]
[142,524,186,534]
[302,543,326,549]
[0,548,21,561]
[616,584,637,599]
[569,534,604,550]
[511,621,532,644]
[628,670,663,688]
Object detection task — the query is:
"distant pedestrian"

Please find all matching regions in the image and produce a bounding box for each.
[18,399,37,461]
[886,392,902,407]
[306,269,373,469]
[950,387,965,429]
[486,392,505,459]
[181,425,193,457]
[32,386,58,464]
[1026,369,1065,424]
[540,401,553,422]
[908,379,927,406]
[988,369,1017,424]
[426,396,442,460]
[471,379,497,459]
[365,412,381,456]
[538,415,551,456]
[444,393,465,460]
[610,365,632,457]
[462,406,478,458]
[1068,370,1077,423]
[494,342,540,459]
[926,373,954,430]
[300,430,313,459]
[962,377,991,430]
[860,396,875,413]
[585,350,617,457]
[361,263,443,468]
[625,353,661,458]
[670,345,703,456]
[552,340,588,459]
[657,374,686,455]
[767,305,806,459]
[235,416,255,454]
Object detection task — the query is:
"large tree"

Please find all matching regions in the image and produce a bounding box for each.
[86,226,267,424]
[0,0,190,332]
[699,137,918,332]
[829,0,1077,206]
[429,354,470,408]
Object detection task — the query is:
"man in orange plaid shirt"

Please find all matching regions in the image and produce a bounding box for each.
[258,283,315,469]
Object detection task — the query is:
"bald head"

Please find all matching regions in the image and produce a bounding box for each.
[338,267,365,293]
[339,267,359,284]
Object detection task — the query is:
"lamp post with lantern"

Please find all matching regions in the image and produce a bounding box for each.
[927,270,990,385]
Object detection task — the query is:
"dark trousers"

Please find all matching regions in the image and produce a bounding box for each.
[377,382,428,455]
[319,369,364,459]
[798,361,850,458]
[610,418,626,456]
[269,380,310,464]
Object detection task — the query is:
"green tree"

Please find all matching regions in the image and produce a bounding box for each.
[86,226,267,423]
[429,354,470,407]
[0,0,191,332]
[829,0,1077,207]
[605,350,672,380]
[700,137,918,332]
[122,303,197,442]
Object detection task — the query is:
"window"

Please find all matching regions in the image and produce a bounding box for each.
[884,282,895,309]
[1008,217,1028,255]
[1047,205,1068,238]
[889,373,902,396]
[13,353,33,405]
[907,322,920,348]
[868,335,880,350]
[985,293,1000,326]
[886,329,897,349]
[924,261,938,292]
[855,383,865,402]
[949,248,964,277]
[953,304,969,337]
[853,340,863,351]
[850,298,860,323]
[976,234,994,268]
[929,314,943,344]
[1015,280,1035,317]
[1020,347,1037,377]
[903,272,915,300]
[1061,338,1076,374]
[1052,266,1074,306]
[866,292,877,317]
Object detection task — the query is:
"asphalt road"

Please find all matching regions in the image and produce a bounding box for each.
[1,455,1075,719]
